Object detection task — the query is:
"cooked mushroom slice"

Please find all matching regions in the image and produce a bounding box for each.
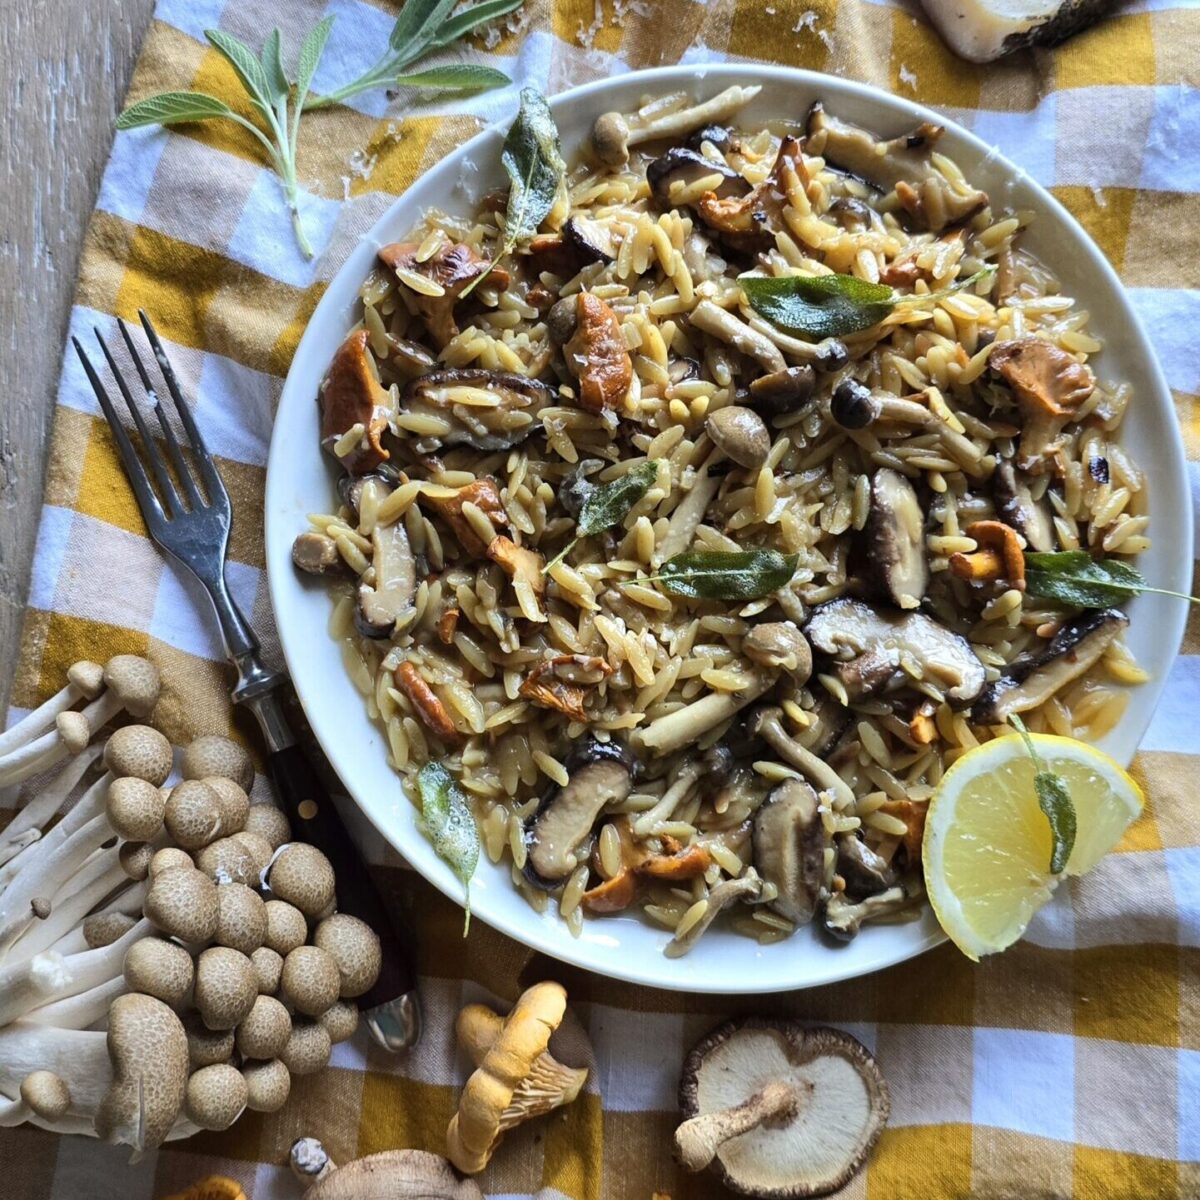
[590,85,761,167]
[292,532,344,577]
[989,337,1095,471]
[424,477,510,556]
[695,136,806,251]
[823,882,922,941]
[753,779,825,926]
[647,148,750,208]
[639,667,776,756]
[378,241,510,348]
[563,292,633,412]
[742,623,812,682]
[867,468,928,609]
[993,461,1056,552]
[836,835,896,900]
[562,215,617,263]
[398,369,554,453]
[799,690,854,757]
[807,103,988,233]
[974,608,1129,725]
[523,739,634,888]
[832,647,902,703]
[746,365,815,417]
[705,405,771,470]
[665,870,764,958]
[805,597,987,706]
[687,124,734,151]
[919,0,1114,63]
[675,1018,889,1197]
[356,518,417,639]
[319,330,392,475]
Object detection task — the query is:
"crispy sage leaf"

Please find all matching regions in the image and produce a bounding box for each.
[499,87,566,252]
[546,460,660,572]
[1010,716,1076,874]
[416,762,479,932]
[1024,550,1200,610]
[655,549,800,601]
[740,267,996,340]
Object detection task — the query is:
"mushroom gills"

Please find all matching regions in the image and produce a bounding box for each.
[993,461,1056,552]
[523,740,634,888]
[836,835,896,900]
[973,608,1128,724]
[918,0,1117,62]
[866,469,929,609]
[805,597,987,706]
[398,369,554,453]
[752,778,825,926]
[356,510,417,639]
[647,147,750,207]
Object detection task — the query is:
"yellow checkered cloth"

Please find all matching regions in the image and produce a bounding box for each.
[3,0,1199,1196]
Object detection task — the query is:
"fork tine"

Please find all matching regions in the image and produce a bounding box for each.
[73,336,166,528]
[138,310,229,507]
[114,319,203,512]
[97,325,184,517]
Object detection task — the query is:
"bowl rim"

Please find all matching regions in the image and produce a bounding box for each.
[265,62,1192,994]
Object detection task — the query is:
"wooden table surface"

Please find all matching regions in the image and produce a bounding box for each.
[0,0,157,710]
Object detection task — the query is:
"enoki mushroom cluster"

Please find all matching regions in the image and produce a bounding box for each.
[0,655,381,1153]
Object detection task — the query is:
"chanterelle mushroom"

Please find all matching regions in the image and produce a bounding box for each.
[807,103,988,233]
[446,981,588,1174]
[675,1018,889,1198]
[319,330,392,476]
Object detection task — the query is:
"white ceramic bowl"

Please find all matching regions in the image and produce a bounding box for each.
[265,65,1192,994]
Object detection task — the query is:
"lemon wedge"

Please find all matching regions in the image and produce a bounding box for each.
[922,733,1144,960]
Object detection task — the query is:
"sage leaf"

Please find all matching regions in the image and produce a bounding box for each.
[499,87,566,252]
[546,460,660,573]
[1010,716,1076,874]
[389,0,460,55]
[296,17,335,105]
[429,0,525,48]
[416,761,479,932]
[655,549,800,601]
[740,266,997,340]
[392,64,510,92]
[1025,550,1200,610]
[206,29,273,113]
[116,91,237,129]
[261,30,289,105]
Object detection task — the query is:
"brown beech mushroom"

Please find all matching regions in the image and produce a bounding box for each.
[242,1057,291,1112]
[124,937,195,1008]
[149,847,194,877]
[104,725,173,786]
[0,1070,72,1127]
[182,735,255,793]
[236,994,292,1060]
[164,780,225,851]
[706,405,771,470]
[184,1015,235,1069]
[291,1142,484,1199]
[145,866,220,944]
[203,777,251,834]
[214,882,267,954]
[250,946,284,995]
[446,981,588,1174]
[320,1001,359,1045]
[675,1019,889,1197]
[313,914,382,999]
[96,992,190,1154]
[243,804,291,851]
[280,945,341,1018]
[281,1019,333,1077]
[264,899,309,955]
[194,947,258,1030]
[196,837,259,886]
[268,843,336,918]
[185,1062,248,1131]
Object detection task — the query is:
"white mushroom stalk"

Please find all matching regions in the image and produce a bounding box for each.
[0,661,103,758]
[0,743,103,869]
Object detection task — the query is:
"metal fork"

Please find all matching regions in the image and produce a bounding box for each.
[75,312,420,1052]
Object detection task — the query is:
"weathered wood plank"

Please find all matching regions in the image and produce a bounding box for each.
[0,0,157,707]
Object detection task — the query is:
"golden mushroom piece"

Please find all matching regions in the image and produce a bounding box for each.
[674,1018,889,1198]
[446,981,588,1175]
[290,1140,483,1199]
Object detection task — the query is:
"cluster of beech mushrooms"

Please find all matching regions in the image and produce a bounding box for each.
[0,655,380,1153]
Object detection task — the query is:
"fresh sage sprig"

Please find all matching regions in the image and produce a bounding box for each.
[415,761,479,934]
[303,0,520,112]
[740,266,996,340]
[545,461,661,574]
[1010,715,1076,874]
[461,86,566,299]
[1025,551,1200,610]
[647,549,800,601]
[117,22,334,258]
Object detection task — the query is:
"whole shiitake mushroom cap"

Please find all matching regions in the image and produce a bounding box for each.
[215,882,267,954]
[250,946,284,995]
[106,777,166,842]
[145,866,219,943]
[319,1000,359,1045]
[164,779,224,850]
[243,804,291,850]
[314,914,383,999]
[203,776,250,835]
[184,1015,236,1069]
[242,1058,291,1113]
[186,1062,248,1131]
[124,936,195,1008]
[280,1019,332,1077]
[264,900,308,956]
[280,945,341,1018]
[306,1150,485,1200]
[149,846,194,877]
[103,725,173,786]
[183,735,254,793]
[119,840,155,881]
[236,994,292,1060]
[196,837,258,886]
[194,946,258,1031]
[102,654,162,718]
[268,843,336,918]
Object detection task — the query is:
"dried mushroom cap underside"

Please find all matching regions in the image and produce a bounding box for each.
[679,1018,889,1199]
[309,1150,484,1200]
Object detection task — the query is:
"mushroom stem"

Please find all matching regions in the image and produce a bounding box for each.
[632,760,706,838]
[0,1025,111,1114]
[0,662,102,758]
[290,1136,337,1190]
[625,85,760,151]
[675,1079,801,1171]
[665,870,763,958]
[0,744,104,868]
[639,670,775,756]
[752,707,858,811]
[7,863,132,962]
[690,301,786,373]
[0,717,86,789]
[24,974,127,1031]
[744,313,846,366]
[0,770,110,889]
